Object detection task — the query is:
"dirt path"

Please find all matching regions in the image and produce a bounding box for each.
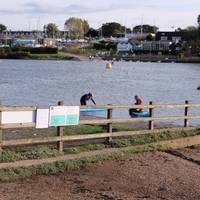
[0,151,200,200]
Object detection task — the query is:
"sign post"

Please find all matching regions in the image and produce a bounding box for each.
[57,101,64,153]
[49,102,80,153]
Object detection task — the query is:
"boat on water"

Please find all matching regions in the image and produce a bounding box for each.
[129,109,150,118]
[80,108,106,115]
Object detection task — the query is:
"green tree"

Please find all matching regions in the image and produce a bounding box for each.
[198,14,200,27]
[146,34,154,41]
[0,24,7,33]
[133,24,158,34]
[180,26,199,41]
[46,23,59,38]
[86,28,99,38]
[65,17,89,39]
[101,22,126,37]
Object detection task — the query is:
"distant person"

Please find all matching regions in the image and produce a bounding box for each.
[89,55,94,61]
[129,95,144,114]
[80,93,96,106]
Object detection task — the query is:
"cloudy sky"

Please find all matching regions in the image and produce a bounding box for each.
[0,0,199,31]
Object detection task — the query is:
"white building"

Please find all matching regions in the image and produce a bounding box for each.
[117,42,133,53]
[13,39,37,47]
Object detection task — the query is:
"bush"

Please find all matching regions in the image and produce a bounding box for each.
[0,48,6,55]
[93,42,117,50]
[6,51,30,59]
[30,47,58,54]
[9,47,58,54]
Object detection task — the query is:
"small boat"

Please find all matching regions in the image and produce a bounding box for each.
[129,109,150,118]
[80,108,106,115]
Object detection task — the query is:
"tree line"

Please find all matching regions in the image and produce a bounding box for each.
[0,17,158,39]
[0,15,200,55]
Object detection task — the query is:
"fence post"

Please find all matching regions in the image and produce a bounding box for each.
[107,104,113,142]
[0,108,2,156]
[57,101,64,153]
[184,100,189,127]
[148,101,154,130]
[0,129,2,156]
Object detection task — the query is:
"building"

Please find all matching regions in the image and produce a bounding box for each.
[0,30,44,39]
[12,39,37,47]
[155,31,183,42]
[0,30,67,40]
[117,42,133,53]
[116,33,154,41]
[133,41,171,53]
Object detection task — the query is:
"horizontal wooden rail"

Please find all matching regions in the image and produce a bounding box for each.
[0,103,200,112]
[80,115,200,125]
[1,116,200,129]
[81,103,200,109]
[3,127,200,147]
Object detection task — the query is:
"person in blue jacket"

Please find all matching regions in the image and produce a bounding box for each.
[80,93,96,105]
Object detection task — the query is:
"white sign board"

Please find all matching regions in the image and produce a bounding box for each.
[36,109,50,129]
[49,106,79,127]
[1,111,35,124]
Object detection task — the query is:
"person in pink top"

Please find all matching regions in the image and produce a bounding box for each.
[133,95,144,112]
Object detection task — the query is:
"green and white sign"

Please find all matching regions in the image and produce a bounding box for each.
[49,106,79,126]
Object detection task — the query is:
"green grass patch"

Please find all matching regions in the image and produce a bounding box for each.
[0,147,60,163]
[112,123,140,132]
[110,128,200,148]
[0,150,25,163]
[64,124,138,135]
[60,47,110,57]
[64,124,105,135]
[64,143,107,154]
[30,52,73,60]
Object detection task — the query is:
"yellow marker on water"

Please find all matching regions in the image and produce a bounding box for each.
[106,62,112,69]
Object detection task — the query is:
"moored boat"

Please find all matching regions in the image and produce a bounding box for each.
[80,108,106,115]
[129,109,150,118]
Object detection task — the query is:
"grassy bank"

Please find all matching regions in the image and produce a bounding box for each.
[29,52,74,60]
[0,124,199,181]
[0,48,75,60]
[0,144,165,182]
[1,124,200,163]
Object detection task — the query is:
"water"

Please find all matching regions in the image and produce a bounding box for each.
[0,59,200,124]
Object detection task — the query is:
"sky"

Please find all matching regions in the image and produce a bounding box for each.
[0,0,199,31]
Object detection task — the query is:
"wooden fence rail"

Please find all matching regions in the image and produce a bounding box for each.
[0,101,200,153]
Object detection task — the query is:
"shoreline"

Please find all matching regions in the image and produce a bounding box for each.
[1,53,200,63]
[102,55,200,63]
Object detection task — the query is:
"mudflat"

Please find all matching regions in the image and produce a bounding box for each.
[0,151,200,200]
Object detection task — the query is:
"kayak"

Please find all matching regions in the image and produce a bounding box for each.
[80,108,106,115]
[129,109,150,118]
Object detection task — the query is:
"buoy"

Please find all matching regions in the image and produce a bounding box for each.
[106,63,112,69]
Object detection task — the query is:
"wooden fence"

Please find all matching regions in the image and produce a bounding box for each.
[0,100,200,153]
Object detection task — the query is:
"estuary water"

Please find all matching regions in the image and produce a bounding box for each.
[0,59,200,124]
